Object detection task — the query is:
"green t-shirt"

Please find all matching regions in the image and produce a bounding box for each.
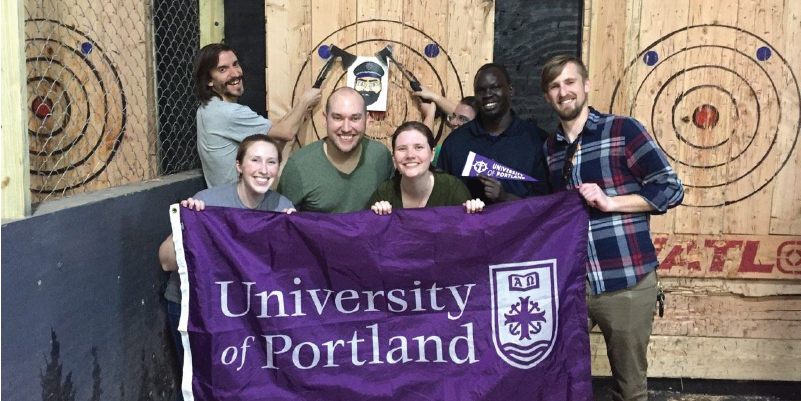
[368,171,472,210]
[278,138,393,213]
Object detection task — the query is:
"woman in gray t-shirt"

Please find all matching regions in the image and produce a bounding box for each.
[158,134,294,374]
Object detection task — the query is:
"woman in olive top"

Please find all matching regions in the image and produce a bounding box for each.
[369,121,484,214]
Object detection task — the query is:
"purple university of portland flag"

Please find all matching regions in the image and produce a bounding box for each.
[461,151,537,181]
[170,191,591,400]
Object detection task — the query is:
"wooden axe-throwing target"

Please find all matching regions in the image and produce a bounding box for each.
[25,19,127,194]
[291,19,464,147]
[610,24,800,208]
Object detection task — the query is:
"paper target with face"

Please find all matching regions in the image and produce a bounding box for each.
[347,57,389,111]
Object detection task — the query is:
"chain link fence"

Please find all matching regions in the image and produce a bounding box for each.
[24,0,200,204]
[154,0,201,175]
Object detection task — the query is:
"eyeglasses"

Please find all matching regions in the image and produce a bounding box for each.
[448,113,471,125]
[562,137,581,184]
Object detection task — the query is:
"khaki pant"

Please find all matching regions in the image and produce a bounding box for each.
[587,270,658,401]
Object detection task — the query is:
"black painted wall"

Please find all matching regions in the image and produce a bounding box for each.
[1,175,205,400]
[225,0,267,118]
[494,0,583,133]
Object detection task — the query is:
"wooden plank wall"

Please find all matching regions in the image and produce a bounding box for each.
[265,0,494,159]
[583,0,801,380]
[199,0,225,47]
[24,0,157,202]
[1,0,31,219]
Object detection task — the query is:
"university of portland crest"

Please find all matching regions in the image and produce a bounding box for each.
[489,259,558,369]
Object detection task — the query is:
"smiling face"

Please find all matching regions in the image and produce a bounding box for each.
[323,89,367,154]
[393,129,434,179]
[543,62,591,122]
[474,67,513,120]
[208,50,244,102]
[235,140,279,196]
[447,103,478,129]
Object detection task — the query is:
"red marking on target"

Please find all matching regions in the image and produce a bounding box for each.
[32,96,54,119]
[692,104,719,129]
[609,24,801,207]
[26,18,128,195]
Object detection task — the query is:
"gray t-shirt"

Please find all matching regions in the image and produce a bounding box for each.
[163,183,293,303]
[197,97,273,187]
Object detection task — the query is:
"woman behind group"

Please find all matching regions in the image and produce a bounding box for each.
[158,133,294,372]
[369,121,484,214]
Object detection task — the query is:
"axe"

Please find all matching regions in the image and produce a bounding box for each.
[313,45,357,88]
[375,45,430,103]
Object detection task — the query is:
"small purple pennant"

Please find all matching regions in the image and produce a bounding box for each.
[461,151,537,181]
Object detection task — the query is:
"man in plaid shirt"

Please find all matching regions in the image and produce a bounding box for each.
[540,55,684,400]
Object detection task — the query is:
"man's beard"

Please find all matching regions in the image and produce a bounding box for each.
[358,90,380,106]
[215,74,245,99]
[556,95,587,121]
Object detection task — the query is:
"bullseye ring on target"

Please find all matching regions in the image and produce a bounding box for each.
[26,19,127,194]
[610,24,800,207]
[292,19,464,144]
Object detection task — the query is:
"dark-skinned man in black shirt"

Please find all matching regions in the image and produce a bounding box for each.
[436,63,550,202]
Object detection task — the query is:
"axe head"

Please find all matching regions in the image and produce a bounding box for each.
[375,45,395,67]
[330,45,357,69]
[313,44,358,88]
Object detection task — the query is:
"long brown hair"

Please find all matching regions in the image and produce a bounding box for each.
[193,43,235,104]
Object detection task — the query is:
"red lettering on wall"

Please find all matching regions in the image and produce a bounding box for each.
[776,241,801,275]
[685,241,701,270]
[738,241,773,273]
[658,241,700,271]
[704,239,743,272]
[653,236,668,256]
[659,244,683,270]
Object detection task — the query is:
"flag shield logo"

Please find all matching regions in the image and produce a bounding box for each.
[489,259,558,369]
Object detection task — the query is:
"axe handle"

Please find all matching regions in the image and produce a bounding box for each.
[313,58,335,88]
[396,65,431,103]
[406,74,431,103]
[410,81,430,103]
[385,57,432,103]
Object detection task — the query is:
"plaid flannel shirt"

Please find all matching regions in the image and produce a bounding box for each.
[544,107,684,294]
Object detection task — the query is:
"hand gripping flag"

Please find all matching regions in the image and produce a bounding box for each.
[171,192,591,400]
[461,151,537,181]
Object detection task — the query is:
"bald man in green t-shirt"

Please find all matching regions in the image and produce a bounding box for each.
[278,87,393,213]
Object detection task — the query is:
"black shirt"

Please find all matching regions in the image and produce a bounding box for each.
[436,111,551,201]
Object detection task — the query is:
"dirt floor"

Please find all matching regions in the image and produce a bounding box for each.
[592,378,798,401]
[608,393,785,401]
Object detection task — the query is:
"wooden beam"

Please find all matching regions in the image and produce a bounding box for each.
[199,0,225,46]
[265,0,312,171]
[580,0,592,68]
[1,0,30,219]
[591,334,801,381]
[653,288,801,340]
